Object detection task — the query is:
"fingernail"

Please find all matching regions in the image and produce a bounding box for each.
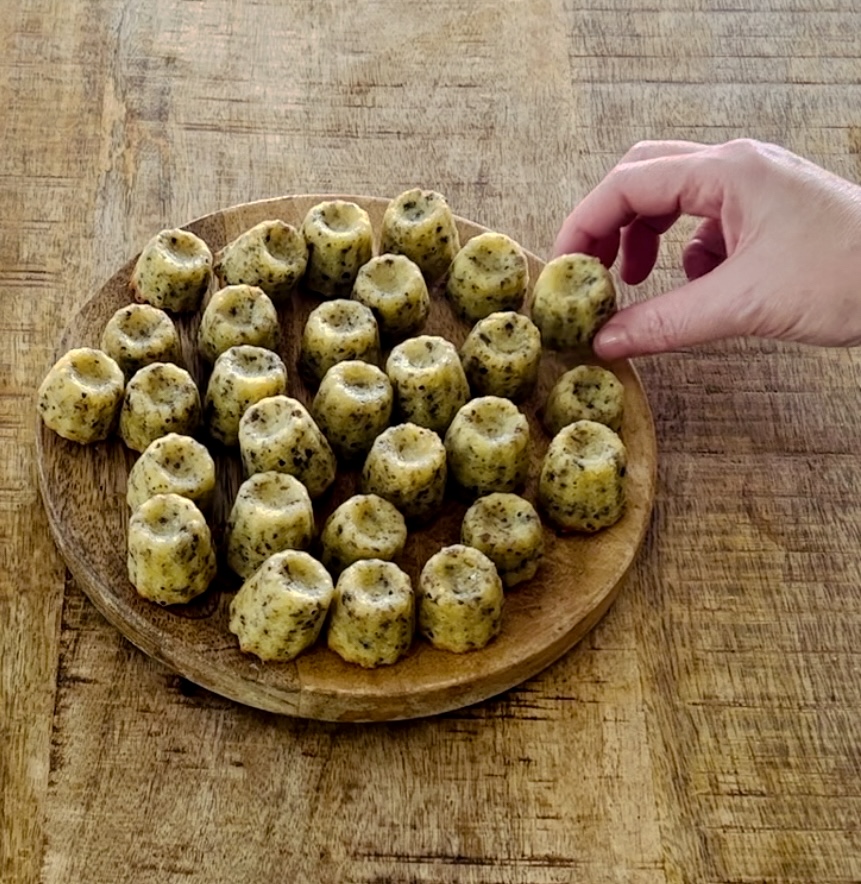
[594,327,629,360]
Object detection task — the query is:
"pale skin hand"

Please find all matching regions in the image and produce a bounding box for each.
[552,139,861,359]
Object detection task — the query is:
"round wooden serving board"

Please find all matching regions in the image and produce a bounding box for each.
[36,194,657,722]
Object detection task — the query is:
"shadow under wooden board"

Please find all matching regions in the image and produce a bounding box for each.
[36,194,657,722]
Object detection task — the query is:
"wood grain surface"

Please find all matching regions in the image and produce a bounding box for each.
[35,195,656,722]
[2,0,860,881]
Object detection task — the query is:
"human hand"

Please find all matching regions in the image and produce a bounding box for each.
[552,139,861,359]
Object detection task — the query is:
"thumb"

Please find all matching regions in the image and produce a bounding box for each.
[593,264,758,359]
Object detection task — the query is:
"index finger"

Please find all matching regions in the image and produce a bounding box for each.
[552,151,726,262]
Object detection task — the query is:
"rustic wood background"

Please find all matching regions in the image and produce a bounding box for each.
[3,1,860,881]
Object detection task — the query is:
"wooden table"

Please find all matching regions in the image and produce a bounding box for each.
[3,1,860,881]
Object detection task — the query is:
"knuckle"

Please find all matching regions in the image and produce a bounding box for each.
[623,140,657,163]
[717,137,779,170]
[726,137,763,155]
[625,140,653,159]
[732,291,768,336]
[640,305,682,350]
[700,138,781,191]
